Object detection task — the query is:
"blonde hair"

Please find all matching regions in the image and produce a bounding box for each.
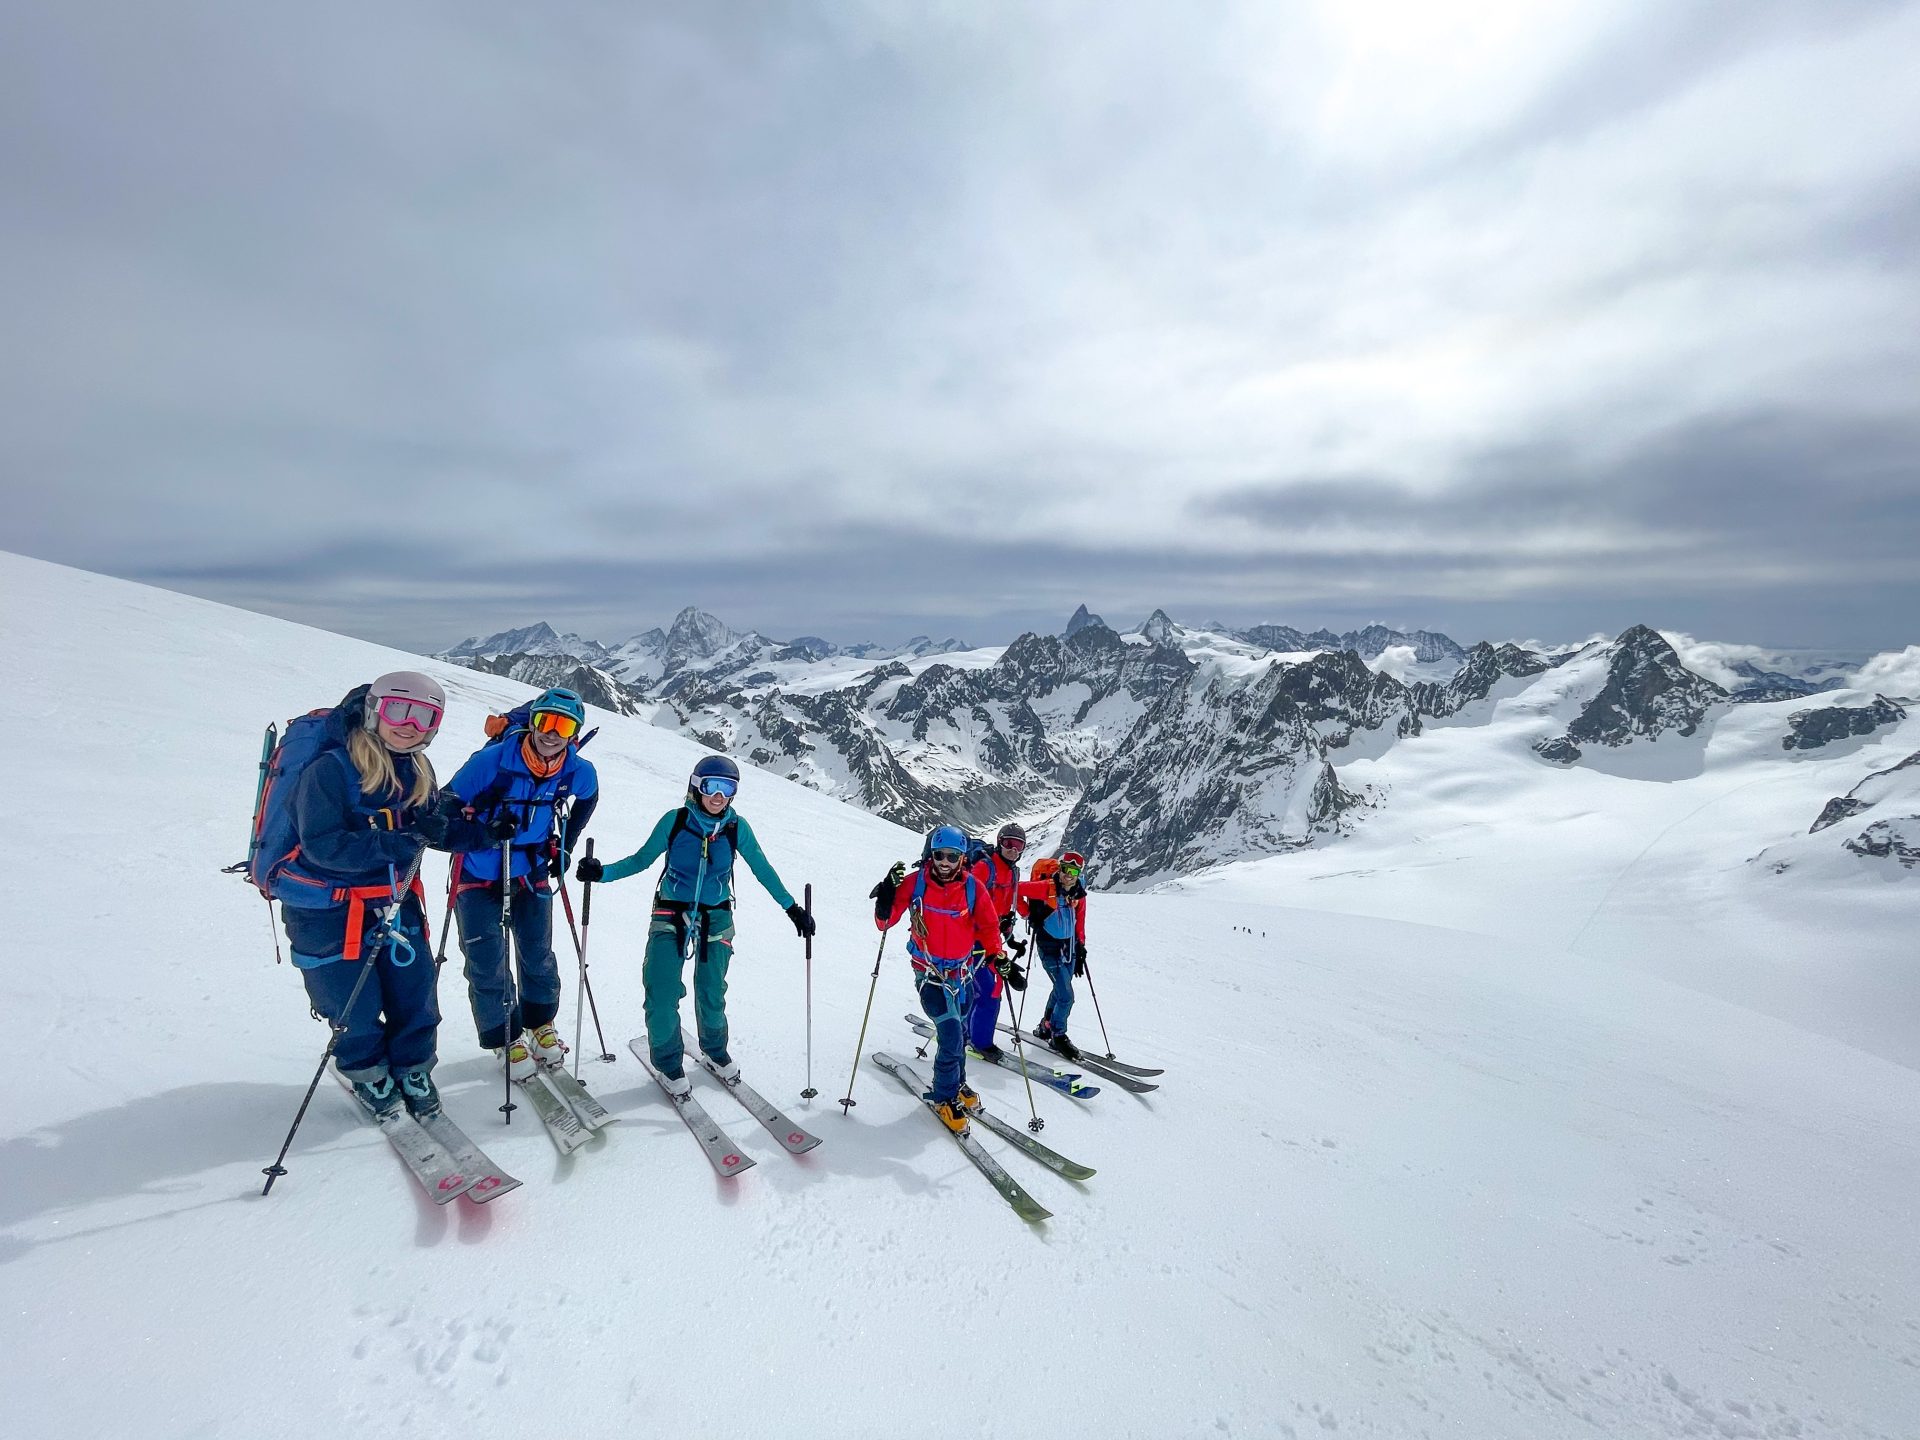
[347,728,438,809]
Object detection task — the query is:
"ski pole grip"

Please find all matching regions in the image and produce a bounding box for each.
[581,837,595,925]
[804,882,812,960]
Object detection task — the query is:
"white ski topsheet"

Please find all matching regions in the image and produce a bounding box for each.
[4,549,1918,1440]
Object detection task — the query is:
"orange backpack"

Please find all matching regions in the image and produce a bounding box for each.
[1030,856,1060,882]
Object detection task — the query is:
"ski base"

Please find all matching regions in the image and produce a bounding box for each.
[871,1052,1051,1223]
[999,1024,1159,1092]
[628,1039,757,1179]
[688,1035,822,1155]
[333,1069,476,1203]
[904,1014,1101,1098]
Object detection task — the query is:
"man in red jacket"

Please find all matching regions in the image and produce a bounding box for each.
[968,822,1030,1062]
[873,825,1005,1132]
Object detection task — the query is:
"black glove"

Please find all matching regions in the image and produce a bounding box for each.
[1074,947,1087,978]
[549,850,568,880]
[998,958,1027,992]
[999,913,1016,939]
[869,862,907,917]
[483,813,518,844]
[410,807,452,846]
[574,856,605,884]
[1006,934,1028,960]
[786,903,816,939]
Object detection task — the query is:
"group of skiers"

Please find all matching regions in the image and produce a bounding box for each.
[257,669,1090,1141]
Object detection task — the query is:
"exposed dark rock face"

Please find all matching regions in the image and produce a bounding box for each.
[1413,642,1550,718]
[1844,820,1920,866]
[1063,605,1107,637]
[1782,696,1906,751]
[1532,626,1726,763]
[455,654,643,716]
[1809,749,1920,834]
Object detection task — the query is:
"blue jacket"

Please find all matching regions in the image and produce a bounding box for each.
[446,735,599,884]
[599,804,795,911]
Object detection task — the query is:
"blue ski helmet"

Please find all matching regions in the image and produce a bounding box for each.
[530,686,586,726]
[689,753,740,799]
[927,824,969,860]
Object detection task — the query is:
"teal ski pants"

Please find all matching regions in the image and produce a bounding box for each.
[643,902,735,1079]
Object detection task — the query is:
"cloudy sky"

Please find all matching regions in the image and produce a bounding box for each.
[3,1,1917,653]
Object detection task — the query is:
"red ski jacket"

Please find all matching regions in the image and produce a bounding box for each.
[878,865,1003,974]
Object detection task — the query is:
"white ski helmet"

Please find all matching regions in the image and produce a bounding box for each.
[364,670,447,729]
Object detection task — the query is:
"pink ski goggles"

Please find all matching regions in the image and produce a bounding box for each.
[375,696,443,732]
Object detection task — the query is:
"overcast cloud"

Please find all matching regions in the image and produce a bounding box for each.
[2,1,1917,652]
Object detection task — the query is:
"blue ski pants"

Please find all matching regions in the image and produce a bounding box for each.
[1036,933,1076,1033]
[916,965,973,1104]
[454,882,561,1051]
[966,949,1004,1051]
[296,910,438,1081]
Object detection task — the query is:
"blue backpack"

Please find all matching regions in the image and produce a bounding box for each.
[235,688,365,903]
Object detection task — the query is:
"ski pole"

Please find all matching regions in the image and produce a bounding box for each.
[838,927,888,1115]
[566,839,593,1079]
[801,883,817,1101]
[432,878,454,974]
[1082,953,1115,1060]
[498,835,518,1124]
[554,863,612,1061]
[261,844,427,1195]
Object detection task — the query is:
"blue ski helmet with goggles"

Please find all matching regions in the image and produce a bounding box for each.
[689,753,740,801]
[926,824,969,866]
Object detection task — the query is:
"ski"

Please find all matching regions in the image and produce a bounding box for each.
[904,1014,1101,1098]
[331,1069,477,1203]
[628,1038,757,1179]
[687,1034,822,1156]
[871,1052,1051,1223]
[538,1063,616,1131]
[998,1023,1159,1092]
[518,1070,593,1154]
[412,1107,522,1202]
[969,1101,1096,1181]
[1073,1052,1163,1078]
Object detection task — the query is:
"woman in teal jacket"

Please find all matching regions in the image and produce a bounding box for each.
[575,755,814,1094]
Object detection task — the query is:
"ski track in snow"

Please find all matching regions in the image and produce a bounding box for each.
[3,550,1917,1440]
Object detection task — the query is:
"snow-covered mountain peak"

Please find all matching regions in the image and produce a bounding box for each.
[439,621,611,664]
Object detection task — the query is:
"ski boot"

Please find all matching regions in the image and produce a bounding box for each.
[395,1065,441,1117]
[929,1095,970,1133]
[1047,1031,1081,1062]
[956,1083,982,1113]
[975,1042,1005,1064]
[497,1035,538,1082]
[527,1023,567,1069]
[701,1048,740,1084]
[660,1069,693,1101]
[349,1071,404,1119]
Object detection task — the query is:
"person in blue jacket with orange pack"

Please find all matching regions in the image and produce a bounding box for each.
[269,671,507,1119]
[443,687,599,1079]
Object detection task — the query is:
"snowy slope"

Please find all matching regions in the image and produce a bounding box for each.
[4,551,1918,1440]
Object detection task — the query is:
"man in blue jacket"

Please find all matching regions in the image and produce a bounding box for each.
[445,687,599,1077]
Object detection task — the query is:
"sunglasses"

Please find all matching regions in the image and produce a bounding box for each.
[929,849,964,864]
[376,697,442,732]
[531,711,580,739]
[695,775,738,798]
